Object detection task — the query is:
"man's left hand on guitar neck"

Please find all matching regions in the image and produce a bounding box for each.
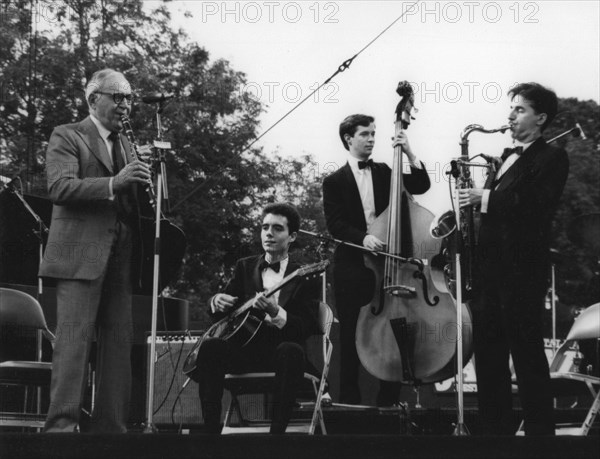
[253,292,279,318]
[253,292,287,328]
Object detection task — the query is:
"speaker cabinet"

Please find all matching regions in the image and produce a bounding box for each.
[144,332,204,427]
[143,332,266,428]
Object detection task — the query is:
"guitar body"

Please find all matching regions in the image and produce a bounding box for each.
[205,305,265,348]
[182,306,263,378]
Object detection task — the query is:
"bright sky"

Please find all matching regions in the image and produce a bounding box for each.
[163,0,599,213]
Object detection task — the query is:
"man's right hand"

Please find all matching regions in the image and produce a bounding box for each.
[363,234,386,252]
[213,294,238,314]
[113,160,151,193]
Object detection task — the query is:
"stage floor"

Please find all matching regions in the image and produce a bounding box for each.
[1,432,598,459]
[1,407,598,459]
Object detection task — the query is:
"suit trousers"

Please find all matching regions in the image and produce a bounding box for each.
[44,221,133,433]
[472,265,554,435]
[333,272,402,406]
[197,337,305,434]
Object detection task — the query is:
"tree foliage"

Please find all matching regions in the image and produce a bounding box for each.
[0,0,327,327]
[545,98,600,309]
[1,1,597,330]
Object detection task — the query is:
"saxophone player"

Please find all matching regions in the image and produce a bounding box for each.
[40,68,151,432]
[459,83,569,435]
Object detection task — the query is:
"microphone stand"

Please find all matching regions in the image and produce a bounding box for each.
[143,100,172,433]
[299,230,422,268]
[450,176,469,436]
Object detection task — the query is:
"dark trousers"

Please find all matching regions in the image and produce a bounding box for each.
[196,337,305,434]
[333,274,402,406]
[44,222,133,433]
[472,265,554,435]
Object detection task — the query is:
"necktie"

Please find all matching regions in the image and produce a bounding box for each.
[259,260,280,273]
[501,146,523,162]
[108,132,125,174]
[358,159,373,170]
[108,132,134,219]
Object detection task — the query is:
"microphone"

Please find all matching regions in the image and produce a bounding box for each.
[480,153,502,173]
[449,160,460,178]
[575,122,587,140]
[141,92,175,104]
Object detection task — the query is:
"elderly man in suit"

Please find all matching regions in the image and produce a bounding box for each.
[322,114,430,406]
[459,83,569,435]
[192,203,320,434]
[40,68,151,433]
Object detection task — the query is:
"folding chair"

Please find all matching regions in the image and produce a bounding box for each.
[0,287,55,429]
[221,301,334,434]
[516,303,600,435]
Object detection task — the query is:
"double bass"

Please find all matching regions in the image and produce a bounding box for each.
[355,81,472,384]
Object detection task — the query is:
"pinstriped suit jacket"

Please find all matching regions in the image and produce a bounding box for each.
[39,116,136,280]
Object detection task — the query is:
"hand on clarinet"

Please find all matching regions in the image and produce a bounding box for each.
[113,160,152,192]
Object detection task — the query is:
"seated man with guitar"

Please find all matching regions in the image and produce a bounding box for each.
[190,202,322,434]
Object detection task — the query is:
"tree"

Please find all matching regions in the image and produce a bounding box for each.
[1,0,330,328]
[546,98,600,310]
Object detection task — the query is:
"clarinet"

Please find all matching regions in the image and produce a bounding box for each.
[120,114,156,210]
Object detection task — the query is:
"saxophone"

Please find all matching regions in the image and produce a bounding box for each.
[430,124,510,299]
[120,114,156,210]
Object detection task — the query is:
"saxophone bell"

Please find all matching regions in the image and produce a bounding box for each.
[430,210,456,239]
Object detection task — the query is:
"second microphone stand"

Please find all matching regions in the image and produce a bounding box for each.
[144,101,172,433]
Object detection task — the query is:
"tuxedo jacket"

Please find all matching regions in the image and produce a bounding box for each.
[39,116,139,280]
[478,137,569,281]
[208,255,321,345]
[322,161,431,279]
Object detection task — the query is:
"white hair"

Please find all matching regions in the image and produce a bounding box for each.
[85,69,128,106]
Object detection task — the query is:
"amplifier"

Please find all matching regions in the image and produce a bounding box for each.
[144,332,266,427]
[145,332,203,426]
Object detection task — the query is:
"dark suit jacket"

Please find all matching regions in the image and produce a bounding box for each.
[209,255,321,346]
[478,137,569,284]
[322,161,430,279]
[39,116,138,280]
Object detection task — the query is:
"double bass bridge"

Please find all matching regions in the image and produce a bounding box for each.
[384,284,417,298]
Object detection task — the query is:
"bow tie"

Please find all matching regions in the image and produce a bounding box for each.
[501,146,524,161]
[259,260,280,273]
[358,159,373,170]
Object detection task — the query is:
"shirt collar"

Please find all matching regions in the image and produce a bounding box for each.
[348,155,371,173]
[90,114,113,141]
[513,139,535,152]
[264,254,289,265]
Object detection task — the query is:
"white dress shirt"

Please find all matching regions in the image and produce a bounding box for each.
[260,256,288,328]
[481,140,533,213]
[348,155,422,229]
[348,155,377,228]
[90,114,126,198]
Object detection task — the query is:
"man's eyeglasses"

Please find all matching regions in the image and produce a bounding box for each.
[95,91,134,104]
